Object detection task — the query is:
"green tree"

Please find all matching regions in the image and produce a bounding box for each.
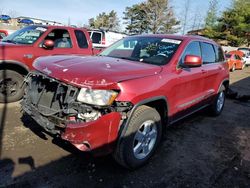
[203,0,250,46]
[88,10,120,31]
[123,2,149,34]
[123,0,179,34]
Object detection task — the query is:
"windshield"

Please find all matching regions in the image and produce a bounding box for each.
[100,36,182,65]
[2,26,47,44]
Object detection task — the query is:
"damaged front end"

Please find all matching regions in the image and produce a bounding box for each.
[21,72,133,153]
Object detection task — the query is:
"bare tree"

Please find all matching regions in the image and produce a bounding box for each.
[191,8,203,30]
[77,21,83,28]
[7,10,19,18]
[0,8,4,15]
[67,17,71,26]
[182,0,191,34]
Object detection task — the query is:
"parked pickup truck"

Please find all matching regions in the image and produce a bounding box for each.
[22,35,229,169]
[0,25,99,102]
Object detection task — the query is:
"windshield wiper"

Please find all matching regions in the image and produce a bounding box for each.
[108,56,140,62]
[2,40,17,44]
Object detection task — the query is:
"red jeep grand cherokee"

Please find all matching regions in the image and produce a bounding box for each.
[22,35,229,169]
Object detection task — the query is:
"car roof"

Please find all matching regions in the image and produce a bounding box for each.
[26,25,88,31]
[126,34,216,44]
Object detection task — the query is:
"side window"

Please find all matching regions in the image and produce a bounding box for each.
[180,41,201,65]
[44,29,72,48]
[214,45,225,62]
[201,42,216,64]
[74,30,88,48]
[91,32,102,44]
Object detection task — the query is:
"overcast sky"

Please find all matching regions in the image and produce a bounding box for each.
[1,0,232,29]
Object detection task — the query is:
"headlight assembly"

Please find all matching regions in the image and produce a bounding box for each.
[77,88,118,106]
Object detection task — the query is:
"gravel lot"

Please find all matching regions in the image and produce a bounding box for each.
[0,67,250,188]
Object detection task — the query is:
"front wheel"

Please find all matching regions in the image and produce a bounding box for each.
[113,105,162,169]
[209,91,225,116]
[0,70,24,103]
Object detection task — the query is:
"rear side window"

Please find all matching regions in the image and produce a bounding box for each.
[74,30,88,48]
[180,41,201,65]
[91,32,102,44]
[214,45,225,62]
[201,42,216,64]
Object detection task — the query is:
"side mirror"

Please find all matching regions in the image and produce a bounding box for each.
[43,40,54,49]
[184,55,202,67]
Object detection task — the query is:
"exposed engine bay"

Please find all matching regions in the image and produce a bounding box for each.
[21,72,132,134]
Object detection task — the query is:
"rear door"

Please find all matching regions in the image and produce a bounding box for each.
[200,42,224,99]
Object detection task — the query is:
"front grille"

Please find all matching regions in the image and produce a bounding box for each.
[26,72,79,116]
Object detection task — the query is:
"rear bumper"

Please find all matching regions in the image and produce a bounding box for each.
[61,112,121,152]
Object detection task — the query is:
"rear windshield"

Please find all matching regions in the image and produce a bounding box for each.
[100,37,182,66]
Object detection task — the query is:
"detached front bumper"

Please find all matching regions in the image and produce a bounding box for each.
[61,112,121,152]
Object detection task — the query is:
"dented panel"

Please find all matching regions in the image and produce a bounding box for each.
[22,72,131,153]
[61,112,121,151]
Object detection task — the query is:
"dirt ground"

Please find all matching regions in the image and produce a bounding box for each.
[0,67,250,188]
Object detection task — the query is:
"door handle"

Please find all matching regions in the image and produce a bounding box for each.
[201,69,207,74]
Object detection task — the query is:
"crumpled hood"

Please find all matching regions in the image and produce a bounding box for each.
[33,55,162,89]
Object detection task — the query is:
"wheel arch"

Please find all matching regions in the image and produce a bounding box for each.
[118,96,169,141]
[218,79,229,93]
[0,60,29,76]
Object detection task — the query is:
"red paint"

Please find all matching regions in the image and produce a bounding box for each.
[0,25,97,71]
[229,50,244,57]
[0,29,9,40]
[61,112,121,152]
[225,52,245,70]
[184,55,202,67]
[33,35,229,153]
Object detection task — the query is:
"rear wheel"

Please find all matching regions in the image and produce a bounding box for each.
[209,90,225,116]
[0,70,24,103]
[113,105,162,169]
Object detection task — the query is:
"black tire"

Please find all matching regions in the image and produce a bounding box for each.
[113,105,162,169]
[209,90,225,116]
[0,70,24,103]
